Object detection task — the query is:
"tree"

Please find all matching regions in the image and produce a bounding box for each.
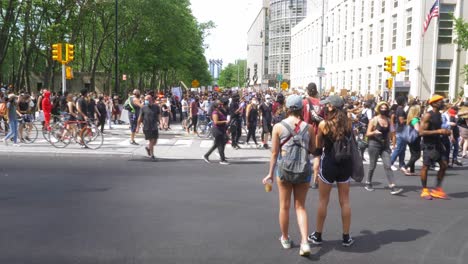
[454,17,468,84]
[218,60,246,88]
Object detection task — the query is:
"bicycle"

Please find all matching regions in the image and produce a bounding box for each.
[197,114,213,138]
[48,119,104,149]
[17,115,39,144]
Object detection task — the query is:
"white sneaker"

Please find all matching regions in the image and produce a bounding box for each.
[12,143,20,147]
[219,161,230,165]
[2,138,8,146]
[391,165,398,171]
[279,236,292,249]
[299,242,311,256]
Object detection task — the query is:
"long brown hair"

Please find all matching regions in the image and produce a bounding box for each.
[324,108,352,140]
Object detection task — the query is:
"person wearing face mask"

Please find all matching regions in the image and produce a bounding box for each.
[1,94,20,146]
[364,101,403,195]
[137,95,161,160]
[203,99,230,165]
[259,94,273,149]
[129,89,143,145]
[418,95,451,200]
[245,97,260,146]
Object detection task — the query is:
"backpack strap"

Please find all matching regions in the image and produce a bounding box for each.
[279,120,309,149]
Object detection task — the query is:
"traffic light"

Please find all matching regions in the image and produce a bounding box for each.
[384,56,393,73]
[66,66,73,79]
[386,78,393,90]
[397,56,407,73]
[65,43,74,62]
[52,43,62,62]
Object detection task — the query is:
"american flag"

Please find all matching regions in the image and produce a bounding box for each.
[423,0,440,35]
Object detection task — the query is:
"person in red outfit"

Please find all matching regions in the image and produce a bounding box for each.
[42,90,52,130]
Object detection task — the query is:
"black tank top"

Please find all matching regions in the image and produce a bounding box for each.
[18,101,29,112]
[423,110,442,144]
[248,107,258,122]
[369,118,390,146]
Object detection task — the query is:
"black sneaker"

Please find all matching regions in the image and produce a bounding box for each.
[145,147,151,157]
[342,236,354,247]
[390,186,403,195]
[364,183,374,192]
[307,232,322,245]
[263,144,269,149]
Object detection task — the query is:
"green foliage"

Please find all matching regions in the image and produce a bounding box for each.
[454,18,468,84]
[218,60,246,88]
[0,0,213,92]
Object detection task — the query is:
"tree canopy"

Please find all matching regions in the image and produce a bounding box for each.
[218,60,246,88]
[0,0,213,94]
[454,17,468,84]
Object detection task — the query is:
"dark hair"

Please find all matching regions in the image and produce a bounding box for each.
[307,82,318,97]
[80,88,88,96]
[396,96,406,106]
[287,108,302,118]
[325,108,351,141]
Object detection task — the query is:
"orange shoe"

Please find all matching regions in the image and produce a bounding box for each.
[420,188,432,200]
[430,187,449,200]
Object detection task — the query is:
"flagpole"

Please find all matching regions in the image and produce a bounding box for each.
[430,0,439,96]
[419,0,427,99]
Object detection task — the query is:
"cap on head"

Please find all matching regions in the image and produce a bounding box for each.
[429,94,444,104]
[320,95,344,108]
[286,94,303,110]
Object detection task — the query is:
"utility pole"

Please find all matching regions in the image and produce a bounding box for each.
[319,0,325,95]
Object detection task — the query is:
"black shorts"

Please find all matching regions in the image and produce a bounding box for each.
[262,120,272,134]
[422,143,447,166]
[144,130,159,140]
[319,154,352,184]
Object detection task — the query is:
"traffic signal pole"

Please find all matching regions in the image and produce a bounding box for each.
[62,63,66,94]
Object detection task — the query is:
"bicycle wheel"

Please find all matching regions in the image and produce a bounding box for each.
[22,122,39,144]
[82,125,104,149]
[48,124,71,148]
[197,123,209,138]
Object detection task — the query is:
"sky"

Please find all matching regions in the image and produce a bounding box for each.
[190,0,263,67]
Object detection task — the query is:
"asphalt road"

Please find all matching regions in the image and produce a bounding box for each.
[0,155,467,264]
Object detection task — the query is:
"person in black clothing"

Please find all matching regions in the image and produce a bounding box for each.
[419,95,451,200]
[96,96,107,133]
[87,93,97,122]
[203,99,230,165]
[76,89,89,122]
[245,97,259,146]
[59,91,68,113]
[138,95,161,160]
[229,94,243,149]
[259,95,273,149]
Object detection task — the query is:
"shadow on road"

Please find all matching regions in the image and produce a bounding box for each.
[449,191,468,199]
[307,228,430,261]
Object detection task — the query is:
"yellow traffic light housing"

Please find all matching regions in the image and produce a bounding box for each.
[397,56,407,73]
[65,43,74,63]
[386,78,393,90]
[52,43,62,62]
[66,66,73,79]
[384,56,393,73]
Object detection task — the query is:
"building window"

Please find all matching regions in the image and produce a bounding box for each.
[378,66,383,91]
[367,67,372,95]
[359,29,363,57]
[344,36,347,61]
[342,71,346,89]
[352,1,356,27]
[370,0,374,19]
[392,15,397,50]
[350,70,354,90]
[406,9,412,46]
[435,60,451,96]
[369,25,373,55]
[351,32,355,59]
[381,0,385,14]
[337,38,340,63]
[380,20,384,52]
[338,9,341,34]
[361,0,365,23]
[404,61,410,82]
[393,0,398,8]
[344,5,348,31]
[358,68,362,92]
[439,5,455,44]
